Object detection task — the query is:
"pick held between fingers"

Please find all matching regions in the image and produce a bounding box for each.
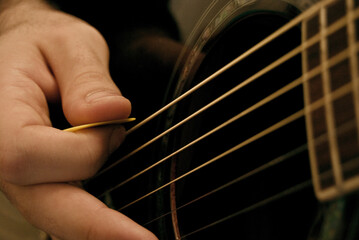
[0,41,128,186]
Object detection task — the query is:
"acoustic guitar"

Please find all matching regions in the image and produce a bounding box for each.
[84,0,359,239]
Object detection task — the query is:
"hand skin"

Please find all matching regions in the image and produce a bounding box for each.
[0,0,157,239]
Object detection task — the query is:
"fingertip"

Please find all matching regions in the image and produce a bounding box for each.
[89,207,158,240]
[65,93,132,126]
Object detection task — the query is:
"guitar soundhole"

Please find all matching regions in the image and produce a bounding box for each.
[168,13,318,239]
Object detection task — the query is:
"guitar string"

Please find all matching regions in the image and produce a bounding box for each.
[94,6,355,178]
[91,0,356,212]
[96,37,352,198]
[142,144,308,226]
[96,40,303,177]
[98,77,304,198]
[90,1,356,234]
[142,113,358,227]
[116,79,354,211]
[125,0,332,135]
[92,9,358,212]
[180,180,312,239]
[116,110,306,210]
[109,0,355,235]
[141,125,357,230]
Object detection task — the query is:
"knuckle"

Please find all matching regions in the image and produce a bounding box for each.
[48,20,109,56]
[73,71,110,87]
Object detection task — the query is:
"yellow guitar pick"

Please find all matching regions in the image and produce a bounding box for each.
[63,118,136,132]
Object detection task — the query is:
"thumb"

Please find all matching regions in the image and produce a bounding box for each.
[40,23,131,126]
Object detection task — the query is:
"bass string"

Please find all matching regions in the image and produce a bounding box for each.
[142,144,308,227]
[96,39,352,199]
[179,180,313,239]
[94,7,355,178]
[116,78,354,211]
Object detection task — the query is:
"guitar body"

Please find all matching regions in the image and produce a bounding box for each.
[85,0,359,239]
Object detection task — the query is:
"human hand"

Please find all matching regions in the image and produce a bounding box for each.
[0,1,157,239]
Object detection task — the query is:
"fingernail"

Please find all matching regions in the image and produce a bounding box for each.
[109,127,126,153]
